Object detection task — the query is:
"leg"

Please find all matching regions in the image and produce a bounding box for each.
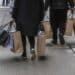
[28,36,36,60]
[28,36,35,50]
[21,33,27,57]
[58,10,67,45]
[50,10,58,44]
[15,22,27,60]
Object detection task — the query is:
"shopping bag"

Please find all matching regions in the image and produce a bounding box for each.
[37,31,46,56]
[11,31,23,53]
[4,33,13,48]
[0,20,13,46]
[65,19,73,36]
[0,30,9,46]
[42,21,52,39]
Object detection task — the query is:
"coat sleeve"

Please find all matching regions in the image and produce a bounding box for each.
[68,0,74,8]
[40,0,44,21]
[11,0,20,19]
[44,0,50,11]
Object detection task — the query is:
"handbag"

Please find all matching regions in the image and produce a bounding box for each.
[0,20,13,46]
[0,30,9,46]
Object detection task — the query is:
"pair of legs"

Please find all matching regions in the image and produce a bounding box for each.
[50,9,67,44]
[21,32,35,57]
[15,22,36,60]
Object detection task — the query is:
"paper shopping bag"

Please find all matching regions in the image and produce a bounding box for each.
[42,21,52,39]
[37,32,46,56]
[65,19,73,36]
[11,31,23,53]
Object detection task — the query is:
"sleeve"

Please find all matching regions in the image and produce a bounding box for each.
[11,0,20,19]
[40,0,44,21]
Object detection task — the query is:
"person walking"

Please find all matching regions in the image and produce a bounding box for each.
[12,0,44,60]
[45,0,74,45]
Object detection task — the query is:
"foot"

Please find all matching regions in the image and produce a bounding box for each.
[51,40,57,45]
[38,56,47,60]
[59,34,65,45]
[21,54,28,61]
[60,40,65,45]
[13,56,28,62]
[31,49,36,61]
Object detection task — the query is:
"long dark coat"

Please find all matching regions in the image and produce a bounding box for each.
[12,0,44,36]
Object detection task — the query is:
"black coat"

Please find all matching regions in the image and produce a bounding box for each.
[12,0,44,36]
[45,0,74,10]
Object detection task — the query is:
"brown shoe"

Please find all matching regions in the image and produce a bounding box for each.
[31,49,36,61]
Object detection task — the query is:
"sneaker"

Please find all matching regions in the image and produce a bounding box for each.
[31,49,36,61]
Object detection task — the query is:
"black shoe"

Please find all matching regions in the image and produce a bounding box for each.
[38,56,47,60]
[51,40,57,45]
[21,56,28,61]
[21,54,28,61]
[60,40,65,45]
[13,56,27,62]
[59,34,65,45]
[21,53,26,57]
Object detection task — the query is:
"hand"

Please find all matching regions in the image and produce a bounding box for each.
[10,19,14,25]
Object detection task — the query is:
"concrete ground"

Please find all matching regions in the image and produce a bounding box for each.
[0,43,75,75]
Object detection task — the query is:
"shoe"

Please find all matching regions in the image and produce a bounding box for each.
[31,49,36,61]
[21,56,28,61]
[13,56,28,62]
[51,40,57,45]
[38,56,47,60]
[21,54,28,61]
[60,40,65,45]
[59,34,65,45]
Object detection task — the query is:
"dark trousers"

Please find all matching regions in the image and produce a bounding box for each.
[2,0,10,6]
[21,33,35,56]
[50,9,67,42]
